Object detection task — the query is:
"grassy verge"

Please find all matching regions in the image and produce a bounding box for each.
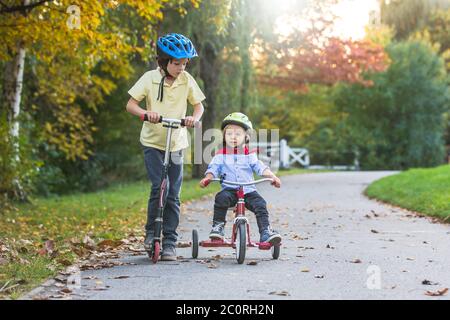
[0,179,220,299]
[365,165,450,220]
[1,168,325,299]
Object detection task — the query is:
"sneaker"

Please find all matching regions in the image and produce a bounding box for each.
[160,246,177,261]
[209,222,225,240]
[260,227,282,245]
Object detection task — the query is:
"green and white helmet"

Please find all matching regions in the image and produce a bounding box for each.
[221,112,253,131]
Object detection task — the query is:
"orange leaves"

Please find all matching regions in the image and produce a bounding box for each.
[37,240,56,257]
[258,28,389,91]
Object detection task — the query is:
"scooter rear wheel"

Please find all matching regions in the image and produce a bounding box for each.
[152,241,160,264]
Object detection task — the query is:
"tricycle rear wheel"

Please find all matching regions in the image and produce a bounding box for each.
[271,244,280,259]
[192,229,199,259]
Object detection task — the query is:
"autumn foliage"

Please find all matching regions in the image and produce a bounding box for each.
[255,29,389,90]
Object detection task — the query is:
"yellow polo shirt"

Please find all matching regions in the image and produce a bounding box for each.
[128,68,206,151]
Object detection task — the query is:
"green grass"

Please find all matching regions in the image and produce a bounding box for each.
[365,165,450,220]
[0,179,220,299]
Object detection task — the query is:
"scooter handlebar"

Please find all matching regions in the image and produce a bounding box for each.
[140,114,200,128]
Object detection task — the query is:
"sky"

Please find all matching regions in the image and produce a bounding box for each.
[274,0,380,40]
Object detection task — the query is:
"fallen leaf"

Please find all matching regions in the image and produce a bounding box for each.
[314,275,325,279]
[176,242,191,248]
[87,287,109,291]
[301,268,310,273]
[113,276,130,279]
[56,259,72,266]
[422,280,439,286]
[45,240,55,253]
[59,288,72,294]
[82,236,96,249]
[207,263,218,269]
[425,288,448,296]
[350,259,362,264]
[371,229,379,234]
[247,261,258,266]
[269,290,290,296]
[97,240,123,250]
[54,275,66,283]
[0,258,7,266]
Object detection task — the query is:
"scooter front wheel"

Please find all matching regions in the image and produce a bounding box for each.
[235,223,246,264]
[152,241,160,264]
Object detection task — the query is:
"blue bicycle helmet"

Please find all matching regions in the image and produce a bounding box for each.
[157,33,198,59]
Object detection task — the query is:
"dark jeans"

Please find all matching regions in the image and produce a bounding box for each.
[142,145,183,248]
[213,189,270,233]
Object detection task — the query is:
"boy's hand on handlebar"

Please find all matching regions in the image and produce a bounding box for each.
[199,177,211,188]
[271,176,281,188]
[184,116,195,128]
[145,111,160,123]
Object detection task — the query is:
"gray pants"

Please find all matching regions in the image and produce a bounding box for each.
[142,145,183,248]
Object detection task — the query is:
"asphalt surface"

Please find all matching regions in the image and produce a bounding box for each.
[24,172,450,300]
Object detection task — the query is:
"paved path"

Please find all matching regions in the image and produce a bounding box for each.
[25,172,450,300]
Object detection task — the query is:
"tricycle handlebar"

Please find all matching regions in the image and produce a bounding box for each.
[209,178,273,187]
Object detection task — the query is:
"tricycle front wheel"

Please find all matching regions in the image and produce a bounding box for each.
[235,223,246,264]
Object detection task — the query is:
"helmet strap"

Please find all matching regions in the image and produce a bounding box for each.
[157,75,166,102]
[156,67,177,102]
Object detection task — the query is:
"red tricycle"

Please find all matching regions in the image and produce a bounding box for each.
[191,178,281,264]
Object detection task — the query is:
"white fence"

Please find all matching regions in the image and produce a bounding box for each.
[251,139,359,171]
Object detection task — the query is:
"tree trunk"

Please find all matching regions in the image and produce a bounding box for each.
[3,46,27,200]
[192,41,220,179]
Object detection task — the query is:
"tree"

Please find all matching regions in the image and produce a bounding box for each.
[254,0,389,92]
[335,40,449,169]
[0,0,198,200]
[158,0,239,178]
[380,0,450,40]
